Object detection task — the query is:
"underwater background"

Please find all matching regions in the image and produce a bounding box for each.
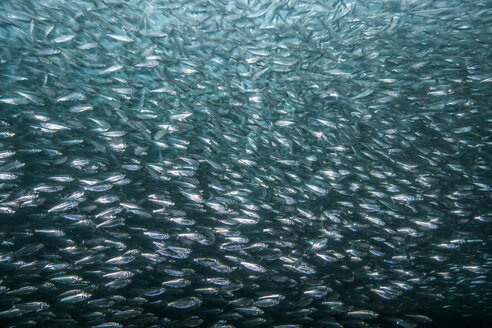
[0,0,491,327]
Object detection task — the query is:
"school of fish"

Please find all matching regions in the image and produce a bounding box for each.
[0,0,491,327]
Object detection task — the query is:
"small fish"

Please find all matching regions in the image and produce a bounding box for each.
[53,34,75,43]
[48,200,78,213]
[60,292,91,303]
[168,297,202,309]
[97,65,124,75]
[106,34,134,42]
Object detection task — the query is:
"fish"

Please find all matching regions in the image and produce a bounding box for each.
[0,0,490,327]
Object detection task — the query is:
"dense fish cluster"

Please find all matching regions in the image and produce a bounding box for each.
[0,0,491,327]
